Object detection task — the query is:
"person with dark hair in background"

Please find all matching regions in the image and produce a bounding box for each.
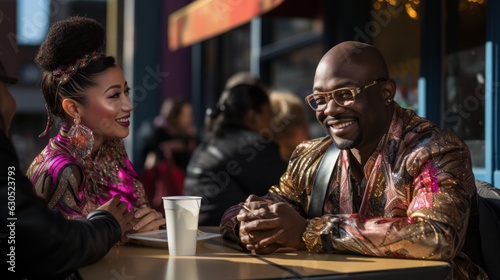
[0,59,132,279]
[183,77,287,226]
[220,41,487,279]
[25,16,164,237]
[139,98,198,173]
[138,98,198,212]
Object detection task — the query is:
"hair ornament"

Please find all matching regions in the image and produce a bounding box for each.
[52,50,103,85]
[38,104,54,138]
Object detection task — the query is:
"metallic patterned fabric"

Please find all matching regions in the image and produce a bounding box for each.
[220,105,488,279]
[27,125,148,220]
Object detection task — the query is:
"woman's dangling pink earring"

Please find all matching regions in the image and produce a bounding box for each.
[67,116,94,157]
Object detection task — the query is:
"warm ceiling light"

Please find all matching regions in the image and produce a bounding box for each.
[405,3,418,19]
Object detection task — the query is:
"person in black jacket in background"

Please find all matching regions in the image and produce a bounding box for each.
[184,74,287,226]
[0,59,132,279]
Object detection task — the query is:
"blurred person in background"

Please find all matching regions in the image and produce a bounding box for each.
[183,73,287,226]
[0,58,132,279]
[26,16,164,238]
[269,90,309,161]
[139,98,198,172]
[138,98,197,212]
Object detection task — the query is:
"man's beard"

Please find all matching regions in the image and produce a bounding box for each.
[331,132,361,150]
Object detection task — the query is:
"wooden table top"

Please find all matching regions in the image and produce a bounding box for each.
[78,228,451,280]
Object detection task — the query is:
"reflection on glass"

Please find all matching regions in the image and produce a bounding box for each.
[272,18,323,42]
[443,0,486,167]
[202,24,251,108]
[372,0,421,20]
[270,43,324,138]
[371,0,421,111]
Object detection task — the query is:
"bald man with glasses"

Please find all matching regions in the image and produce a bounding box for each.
[220,41,487,280]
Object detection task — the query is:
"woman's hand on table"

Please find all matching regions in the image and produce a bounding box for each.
[130,207,166,233]
[96,196,134,236]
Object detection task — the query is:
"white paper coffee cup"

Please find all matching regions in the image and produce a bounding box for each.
[162,196,201,256]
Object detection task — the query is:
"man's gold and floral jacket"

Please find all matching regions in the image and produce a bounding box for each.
[221,105,488,279]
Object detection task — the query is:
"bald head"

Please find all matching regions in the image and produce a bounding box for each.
[311,41,396,156]
[316,41,389,87]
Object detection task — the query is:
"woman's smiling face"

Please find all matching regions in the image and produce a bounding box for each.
[78,66,133,140]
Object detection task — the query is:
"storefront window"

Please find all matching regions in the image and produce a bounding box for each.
[267,17,324,137]
[271,18,323,42]
[443,0,486,167]
[370,0,421,111]
[270,43,322,96]
[202,24,251,108]
[269,43,324,138]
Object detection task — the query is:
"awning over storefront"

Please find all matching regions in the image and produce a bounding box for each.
[168,0,285,51]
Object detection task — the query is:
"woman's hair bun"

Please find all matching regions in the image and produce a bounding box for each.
[35,16,105,71]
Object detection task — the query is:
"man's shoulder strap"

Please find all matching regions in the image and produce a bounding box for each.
[307,143,340,218]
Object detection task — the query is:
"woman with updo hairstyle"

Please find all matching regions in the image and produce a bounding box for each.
[183,75,287,226]
[26,16,165,239]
